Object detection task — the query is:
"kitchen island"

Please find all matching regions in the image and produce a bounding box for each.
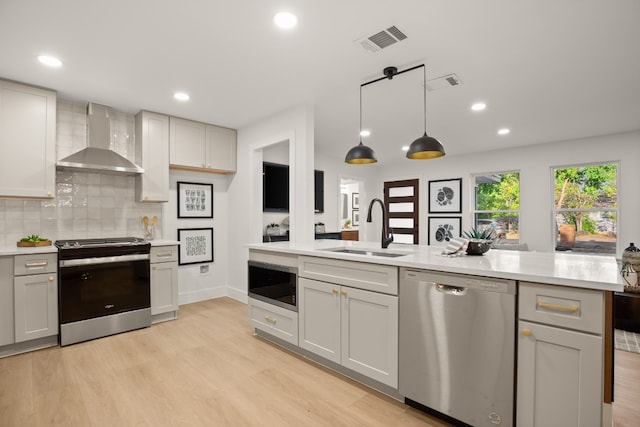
[247,240,623,427]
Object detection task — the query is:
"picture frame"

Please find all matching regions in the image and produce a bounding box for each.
[178,228,214,265]
[428,216,462,246]
[177,181,213,218]
[352,192,359,209]
[352,209,360,226]
[428,178,462,213]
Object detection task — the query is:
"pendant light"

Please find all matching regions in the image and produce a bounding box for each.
[406,65,445,159]
[345,84,377,164]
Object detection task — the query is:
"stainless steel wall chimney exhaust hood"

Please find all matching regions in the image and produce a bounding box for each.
[56,103,144,175]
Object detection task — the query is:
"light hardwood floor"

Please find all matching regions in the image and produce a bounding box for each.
[0,298,638,426]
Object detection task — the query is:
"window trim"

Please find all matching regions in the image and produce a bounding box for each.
[471,170,521,243]
[550,161,619,254]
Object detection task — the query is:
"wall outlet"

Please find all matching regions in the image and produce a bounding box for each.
[200,265,210,275]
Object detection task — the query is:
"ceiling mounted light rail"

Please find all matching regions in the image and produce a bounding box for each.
[345,64,445,164]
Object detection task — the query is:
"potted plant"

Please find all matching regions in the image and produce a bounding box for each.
[462,227,496,255]
[315,222,325,234]
[266,223,280,236]
[344,219,351,229]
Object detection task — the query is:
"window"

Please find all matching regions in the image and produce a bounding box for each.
[553,163,617,254]
[473,172,520,243]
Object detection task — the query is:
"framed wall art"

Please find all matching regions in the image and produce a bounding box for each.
[428,178,462,213]
[178,228,214,265]
[352,192,359,209]
[428,216,461,246]
[352,209,360,227]
[177,181,213,218]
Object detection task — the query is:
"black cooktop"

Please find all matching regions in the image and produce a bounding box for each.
[55,237,148,249]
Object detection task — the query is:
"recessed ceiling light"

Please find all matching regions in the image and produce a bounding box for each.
[360,129,370,137]
[402,146,409,151]
[498,128,510,135]
[273,11,298,29]
[174,92,190,102]
[37,55,63,68]
[471,102,486,111]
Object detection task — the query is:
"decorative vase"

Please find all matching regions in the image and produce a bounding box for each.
[466,240,492,255]
[621,242,640,292]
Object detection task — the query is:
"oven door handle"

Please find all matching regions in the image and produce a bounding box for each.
[60,254,150,267]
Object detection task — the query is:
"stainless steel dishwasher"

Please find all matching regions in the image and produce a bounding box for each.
[399,268,516,427]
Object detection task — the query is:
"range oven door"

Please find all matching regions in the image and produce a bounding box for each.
[59,254,150,324]
[248,260,297,311]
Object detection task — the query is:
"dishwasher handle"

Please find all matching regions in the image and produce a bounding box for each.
[436,283,467,296]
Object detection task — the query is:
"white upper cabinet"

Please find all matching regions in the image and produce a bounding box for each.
[136,111,170,202]
[0,79,56,198]
[169,116,236,173]
[205,124,236,172]
[169,116,206,169]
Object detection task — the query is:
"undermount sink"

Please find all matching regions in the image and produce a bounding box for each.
[324,248,408,258]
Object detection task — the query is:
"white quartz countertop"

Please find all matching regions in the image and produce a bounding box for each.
[247,240,624,292]
[150,239,179,246]
[0,245,58,256]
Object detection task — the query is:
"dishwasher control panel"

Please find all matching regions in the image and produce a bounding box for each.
[402,268,516,294]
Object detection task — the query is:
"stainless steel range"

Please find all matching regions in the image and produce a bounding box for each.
[55,237,151,346]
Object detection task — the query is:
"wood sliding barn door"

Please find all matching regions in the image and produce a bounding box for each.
[384,179,419,244]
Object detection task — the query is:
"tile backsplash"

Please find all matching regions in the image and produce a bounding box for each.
[0,99,162,247]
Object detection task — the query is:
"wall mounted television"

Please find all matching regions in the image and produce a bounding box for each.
[262,162,324,213]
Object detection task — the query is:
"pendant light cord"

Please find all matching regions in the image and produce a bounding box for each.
[359,84,363,144]
[422,65,427,134]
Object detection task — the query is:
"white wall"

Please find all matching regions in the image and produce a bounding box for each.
[363,131,640,257]
[227,105,315,299]
[162,170,232,305]
[313,152,376,235]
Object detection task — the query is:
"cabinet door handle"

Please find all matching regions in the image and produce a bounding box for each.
[25,261,47,268]
[522,328,532,337]
[537,301,579,313]
[332,289,338,295]
[49,276,54,282]
[341,290,347,297]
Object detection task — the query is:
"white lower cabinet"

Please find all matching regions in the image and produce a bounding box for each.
[517,282,605,427]
[248,298,298,345]
[0,257,14,346]
[299,277,398,388]
[14,273,58,343]
[150,246,179,322]
[517,321,603,427]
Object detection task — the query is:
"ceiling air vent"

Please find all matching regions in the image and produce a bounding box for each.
[356,26,408,53]
[426,73,462,92]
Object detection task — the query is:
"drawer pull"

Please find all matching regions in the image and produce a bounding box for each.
[25,261,47,268]
[537,301,579,313]
[522,328,532,336]
[157,252,173,257]
[264,316,277,324]
[49,276,54,282]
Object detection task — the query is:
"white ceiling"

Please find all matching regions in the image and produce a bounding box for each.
[1,0,639,167]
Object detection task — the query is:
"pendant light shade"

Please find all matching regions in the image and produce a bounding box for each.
[345,64,445,163]
[406,65,445,159]
[345,141,377,164]
[406,132,445,159]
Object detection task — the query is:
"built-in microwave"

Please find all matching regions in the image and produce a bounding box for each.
[248,260,297,311]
